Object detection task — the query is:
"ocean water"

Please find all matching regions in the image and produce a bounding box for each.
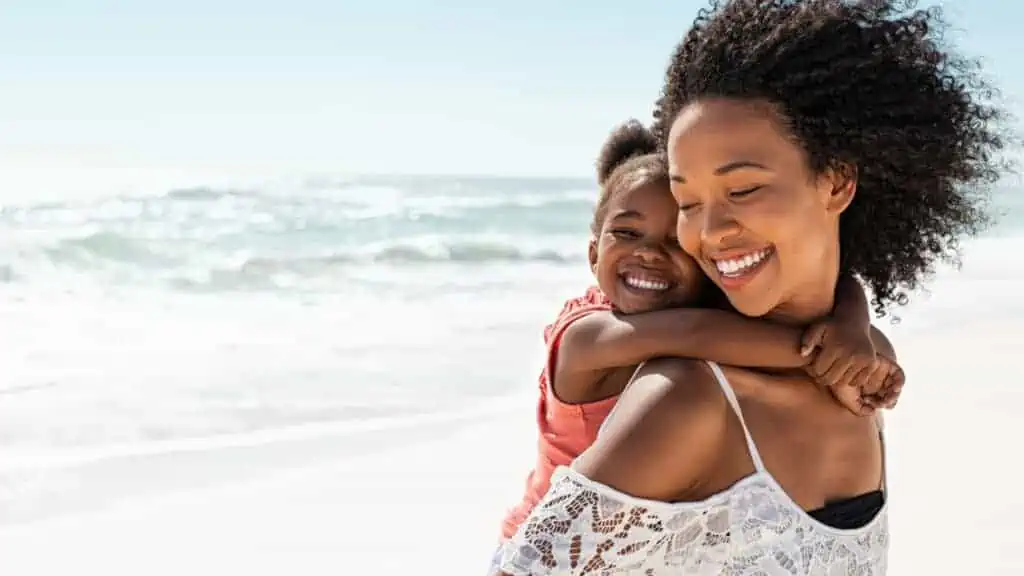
[1,175,1022,531]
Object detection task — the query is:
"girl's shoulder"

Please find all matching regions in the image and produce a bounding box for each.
[558,285,611,318]
[542,286,612,343]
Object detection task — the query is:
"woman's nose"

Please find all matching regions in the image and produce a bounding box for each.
[700,203,742,246]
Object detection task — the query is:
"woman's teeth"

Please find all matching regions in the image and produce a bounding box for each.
[714,248,772,276]
[623,275,670,291]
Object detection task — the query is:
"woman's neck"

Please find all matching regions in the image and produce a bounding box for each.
[766,293,835,326]
[765,262,840,326]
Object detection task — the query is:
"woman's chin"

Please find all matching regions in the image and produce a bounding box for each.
[722,293,778,319]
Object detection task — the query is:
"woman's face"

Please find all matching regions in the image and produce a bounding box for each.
[666,98,855,321]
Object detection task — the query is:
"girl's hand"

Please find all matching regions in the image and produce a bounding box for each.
[800,320,904,415]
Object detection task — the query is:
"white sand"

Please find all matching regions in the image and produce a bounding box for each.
[1,319,1020,574]
[0,401,537,575]
[882,321,1024,574]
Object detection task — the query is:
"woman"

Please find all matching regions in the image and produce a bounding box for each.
[494,0,1006,574]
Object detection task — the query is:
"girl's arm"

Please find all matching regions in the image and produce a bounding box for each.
[833,273,872,329]
[556,274,890,415]
[558,273,871,378]
[801,274,875,382]
[557,307,809,378]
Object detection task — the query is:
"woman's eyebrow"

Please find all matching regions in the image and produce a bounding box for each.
[714,160,772,175]
[670,160,773,184]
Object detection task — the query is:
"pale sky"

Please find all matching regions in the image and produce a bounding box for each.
[0,0,1019,196]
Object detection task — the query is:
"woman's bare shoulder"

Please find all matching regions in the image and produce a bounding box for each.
[629,357,727,404]
[572,358,732,501]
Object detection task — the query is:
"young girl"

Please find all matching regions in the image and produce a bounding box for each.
[498,120,903,540]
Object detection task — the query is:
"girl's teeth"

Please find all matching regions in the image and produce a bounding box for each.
[623,276,670,291]
[714,248,771,276]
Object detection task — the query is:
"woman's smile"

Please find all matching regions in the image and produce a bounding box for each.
[708,246,775,290]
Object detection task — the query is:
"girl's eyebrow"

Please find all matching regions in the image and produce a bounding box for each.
[610,209,643,221]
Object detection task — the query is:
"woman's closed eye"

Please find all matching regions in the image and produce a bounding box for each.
[677,185,765,212]
[728,185,764,199]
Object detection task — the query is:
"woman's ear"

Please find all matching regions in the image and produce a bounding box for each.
[824,163,857,215]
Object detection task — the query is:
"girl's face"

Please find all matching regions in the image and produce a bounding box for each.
[589,181,707,314]
[666,98,855,322]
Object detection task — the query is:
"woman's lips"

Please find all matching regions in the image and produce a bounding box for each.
[709,246,774,290]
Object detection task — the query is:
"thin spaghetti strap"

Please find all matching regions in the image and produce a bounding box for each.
[705,362,767,473]
[876,412,888,494]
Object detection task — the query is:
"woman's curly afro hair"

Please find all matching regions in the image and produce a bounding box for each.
[652,0,1013,315]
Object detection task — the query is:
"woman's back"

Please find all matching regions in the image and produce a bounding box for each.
[719,364,886,515]
[496,359,888,575]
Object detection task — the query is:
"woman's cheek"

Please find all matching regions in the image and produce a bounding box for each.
[676,213,703,257]
[736,197,794,242]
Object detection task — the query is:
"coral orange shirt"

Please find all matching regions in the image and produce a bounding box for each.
[500,286,619,540]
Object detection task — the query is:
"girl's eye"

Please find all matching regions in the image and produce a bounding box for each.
[609,228,640,239]
[678,202,699,212]
[729,185,763,199]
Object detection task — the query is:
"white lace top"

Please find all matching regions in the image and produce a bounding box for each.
[495,362,889,575]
